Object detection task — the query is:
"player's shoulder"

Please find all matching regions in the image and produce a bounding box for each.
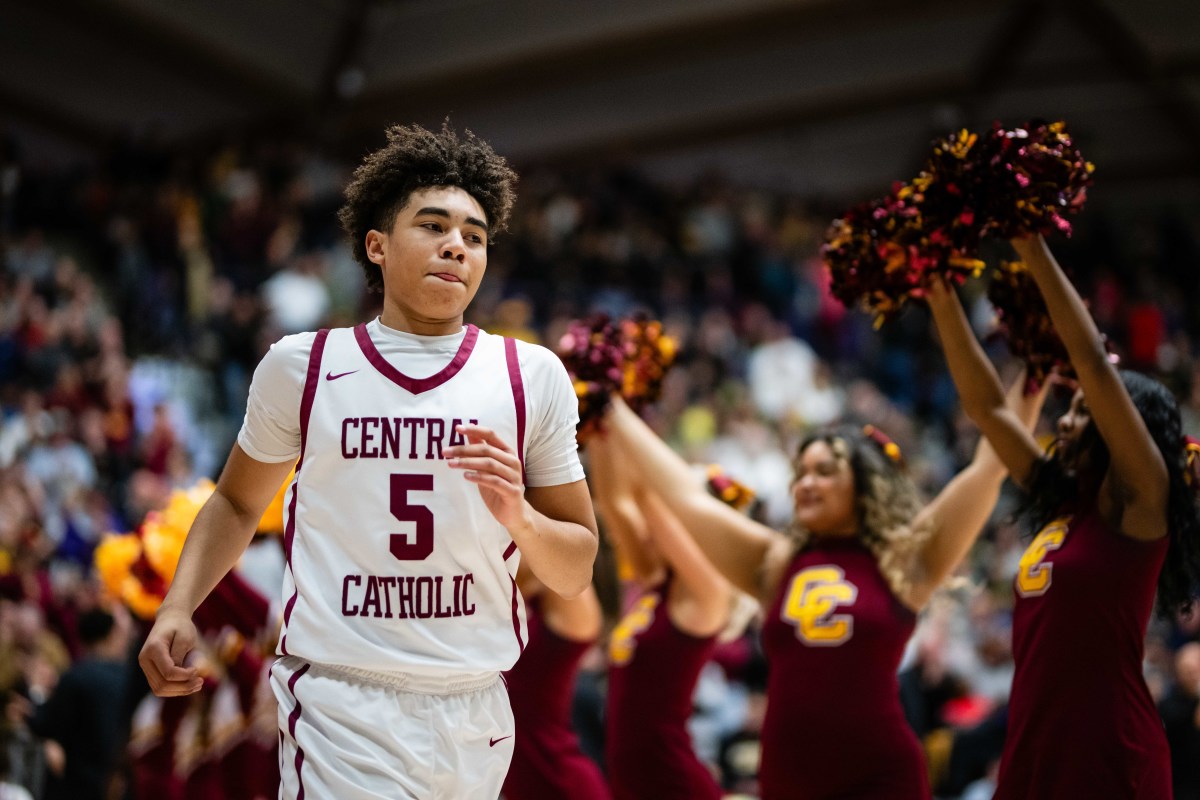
[266,330,322,359]
[505,336,564,373]
[472,327,561,370]
[266,325,364,359]
[257,330,333,378]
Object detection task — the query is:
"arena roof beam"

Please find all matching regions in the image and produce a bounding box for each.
[531,74,971,163]
[0,84,113,148]
[316,0,373,117]
[524,56,1191,170]
[1068,0,1200,169]
[340,0,1007,134]
[37,0,307,112]
[966,0,1047,110]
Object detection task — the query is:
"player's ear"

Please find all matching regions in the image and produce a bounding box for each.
[365,230,386,265]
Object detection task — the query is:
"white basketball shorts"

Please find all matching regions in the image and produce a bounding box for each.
[272,655,515,799]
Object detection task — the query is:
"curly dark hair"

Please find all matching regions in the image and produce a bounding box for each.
[337,122,518,293]
[1021,370,1200,617]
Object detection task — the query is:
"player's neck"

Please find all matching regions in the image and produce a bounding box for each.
[379,306,465,336]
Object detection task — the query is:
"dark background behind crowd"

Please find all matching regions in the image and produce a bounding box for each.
[0,125,1198,798]
[2,1,1200,795]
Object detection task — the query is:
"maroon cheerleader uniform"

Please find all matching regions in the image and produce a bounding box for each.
[995,505,1171,799]
[503,597,610,800]
[760,537,927,799]
[606,573,721,800]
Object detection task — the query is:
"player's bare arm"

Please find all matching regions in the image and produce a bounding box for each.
[138,445,294,697]
[447,423,597,596]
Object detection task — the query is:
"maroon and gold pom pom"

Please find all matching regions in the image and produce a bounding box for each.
[914,120,1093,242]
[706,464,756,511]
[986,259,1116,392]
[558,314,679,443]
[821,188,985,327]
[619,316,677,413]
[986,260,1069,391]
[823,120,1092,327]
[557,315,626,442]
[975,120,1094,239]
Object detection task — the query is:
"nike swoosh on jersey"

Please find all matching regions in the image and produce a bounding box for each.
[489,735,512,747]
[326,370,359,381]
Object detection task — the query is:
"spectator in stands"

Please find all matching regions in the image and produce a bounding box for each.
[1160,641,1200,798]
[29,605,131,800]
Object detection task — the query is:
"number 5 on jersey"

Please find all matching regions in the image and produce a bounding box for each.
[1016,518,1068,597]
[391,474,434,560]
[782,566,858,646]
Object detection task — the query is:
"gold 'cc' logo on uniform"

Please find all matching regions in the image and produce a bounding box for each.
[609,593,660,665]
[781,566,858,646]
[1016,517,1070,597]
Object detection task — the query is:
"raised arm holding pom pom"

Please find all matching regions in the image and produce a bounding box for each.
[927,233,1199,800]
[601,371,1041,799]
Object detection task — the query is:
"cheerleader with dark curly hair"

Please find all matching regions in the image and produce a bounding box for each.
[927,234,1200,799]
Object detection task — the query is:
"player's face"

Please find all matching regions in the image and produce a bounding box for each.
[366,185,489,334]
[1054,389,1091,467]
[791,440,857,536]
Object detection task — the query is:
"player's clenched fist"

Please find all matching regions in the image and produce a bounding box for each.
[138,608,203,697]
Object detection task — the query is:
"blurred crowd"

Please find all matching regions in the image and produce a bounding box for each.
[1,129,1199,799]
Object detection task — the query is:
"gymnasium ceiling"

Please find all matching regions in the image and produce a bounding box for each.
[3,0,1200,203]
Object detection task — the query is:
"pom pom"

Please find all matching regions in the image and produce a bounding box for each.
[975,120,1094,239]
[914,121,1093,241]
[143,480,215,583]
[92,479,217,619]
[93,533,142,603]
[822,182,985,327]
[705,464,756,511]
[619,316,677,413]
[823,120,1092,326]
[986,260,1070,391]
[557,314,627,442]
[558,314,679,442]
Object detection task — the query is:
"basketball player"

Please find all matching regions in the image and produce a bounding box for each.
[138,124,599,799]
[588,435,736,800]
[927,234,1200,799]
[600,374,1044,799]
[502,563,611,800]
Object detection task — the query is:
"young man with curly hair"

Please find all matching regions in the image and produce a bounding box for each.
[139,124,599,798]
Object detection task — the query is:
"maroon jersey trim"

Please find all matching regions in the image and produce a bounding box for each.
[281,328,329,655]
[353,322,479,395]
[284,662,311,800]
[509,575,526,653]
[504,337,527,484]
[504,337,528,651]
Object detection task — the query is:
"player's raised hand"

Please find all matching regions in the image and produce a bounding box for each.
[138,608,203,697]
[446,424,532,532]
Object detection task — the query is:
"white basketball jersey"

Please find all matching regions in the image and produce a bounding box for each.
[278,323,528,677]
